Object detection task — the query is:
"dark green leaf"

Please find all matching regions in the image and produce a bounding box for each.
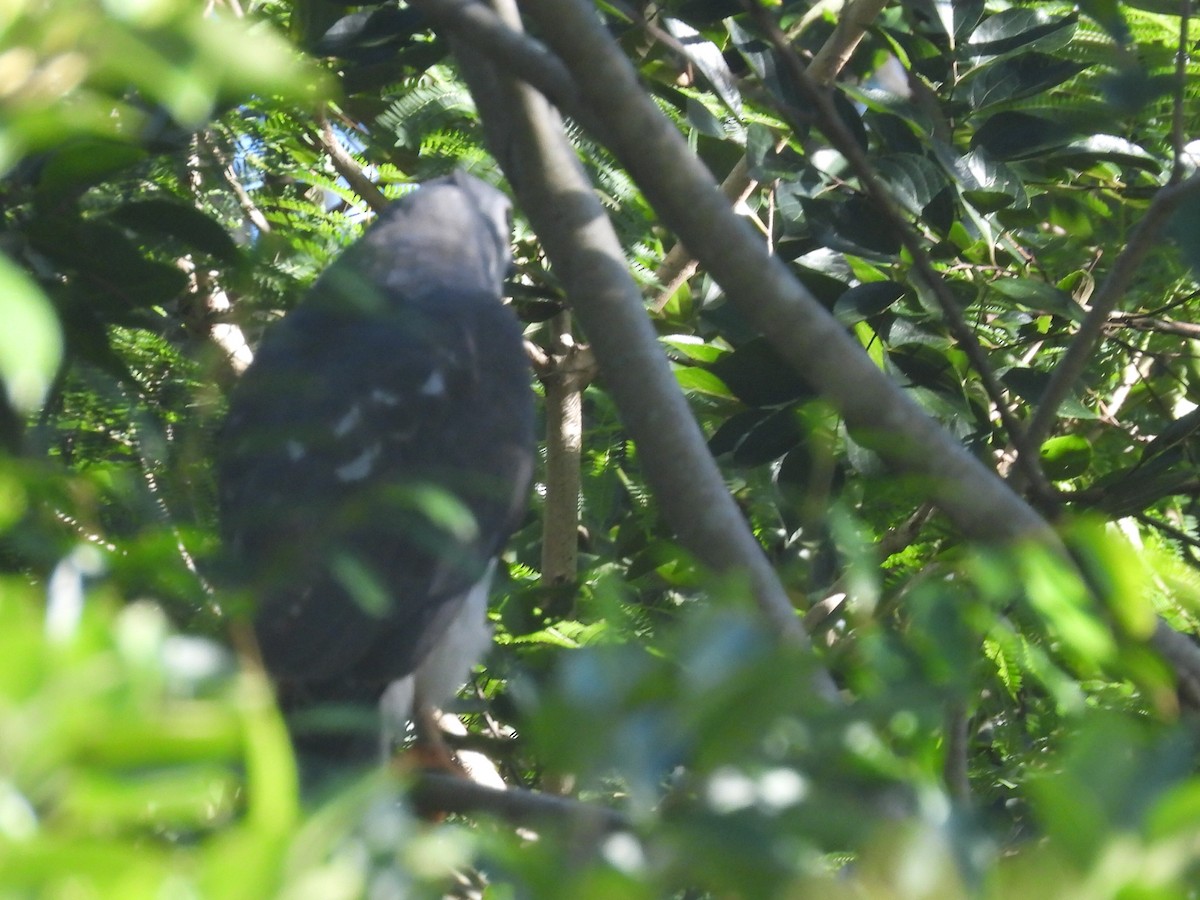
[1099,66,1173,114]
[709,408,770,457]
[971,112,1078,159]
[36,140,147,196]
[874,154,946,216]
[726,18,799,109]
[960,54,1085,110]
[833,281,906,325]
[989,278,1085,323]
[108,200,240,263]
[832,88,869,153]
[1047,136,1162,174]
[665,18,742,116]
[1078,0,1130,44]
[966,9,1077,58]
[803,196,902,258]
[1002,367,1095,418]
[731,406,802,466]
[709,338,814,407]
[909,0,985,42]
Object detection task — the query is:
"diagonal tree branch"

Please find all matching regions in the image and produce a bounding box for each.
[806,0,891,86]
[507,0,1200,706]
[316,110,390,213]
[515,0,1052,545]
[405,0,603,138]
[412,0,841,702]
[421,0,1200,740]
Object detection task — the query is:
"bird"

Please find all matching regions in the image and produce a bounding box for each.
[216,171,536,765]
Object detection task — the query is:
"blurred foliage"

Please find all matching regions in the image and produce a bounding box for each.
[2,0,1200,897]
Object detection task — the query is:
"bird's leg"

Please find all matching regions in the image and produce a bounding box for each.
[400,704,465,775]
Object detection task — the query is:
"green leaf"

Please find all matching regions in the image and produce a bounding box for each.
[0,254,62,412]
[948,148,1027,211]
[1078,0,1130,43]
[709,409,770,457]
[873,154,946,216]
[36,140,147,196]
[960,54,1085,111]
[662,335,728,364]
[1040,434,1092,479]
[1002,368,1096,418]
[1048,135,1162,174]
[664,18,742,116]
[709,338,813,406]
[833,281,906,325]
[731,407,802,466]
[971,111,1078,159]
[675,365,734,399]
[989,277,1085,322]
[966,9,1077,58]
[107,199,240,262]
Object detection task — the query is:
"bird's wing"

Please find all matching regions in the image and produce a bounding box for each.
[218,295,533,686]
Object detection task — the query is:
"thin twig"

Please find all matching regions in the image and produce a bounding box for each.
[202,134,272,234]
[1137,513,1200,555]
[1026,170,1200,447]
[411,770,629,831]
[1106,311,1200,340]
[652,158,762,312]
[1171,0,1191,183]
[316,111,390,213]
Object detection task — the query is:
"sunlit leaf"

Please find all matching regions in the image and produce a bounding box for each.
[0,254,61,413]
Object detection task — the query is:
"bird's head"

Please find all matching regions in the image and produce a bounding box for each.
[354,170,513,305]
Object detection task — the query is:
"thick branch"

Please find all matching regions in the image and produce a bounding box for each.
[417,0,840,700]
[417,0,1200,711]
[652,157,760,312]
[517,0,1051,545]
[407,0,603,137]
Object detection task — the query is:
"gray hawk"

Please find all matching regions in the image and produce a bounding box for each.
[217,171,535,758]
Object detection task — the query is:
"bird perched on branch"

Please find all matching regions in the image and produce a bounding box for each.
[217,171,535,762]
